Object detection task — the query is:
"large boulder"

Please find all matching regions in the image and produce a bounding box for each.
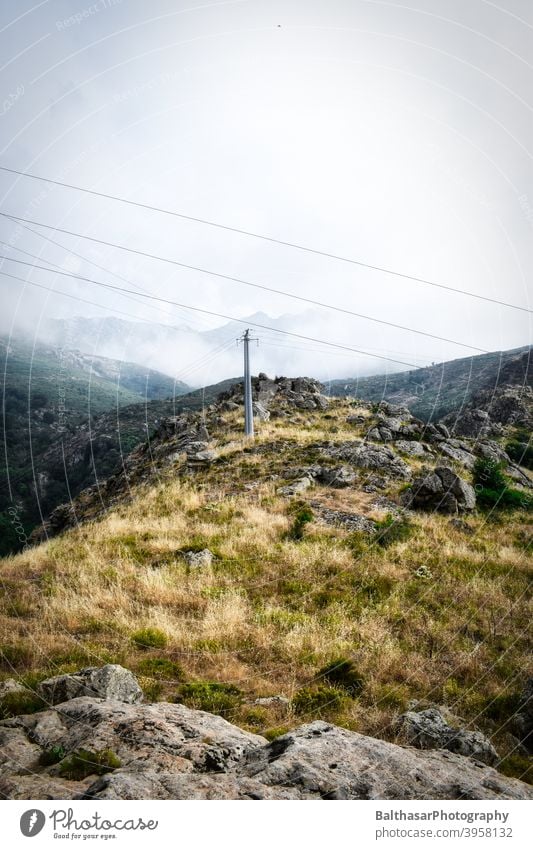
[38,665,143,706]
[404,466,476,513]
[396,708,498,765]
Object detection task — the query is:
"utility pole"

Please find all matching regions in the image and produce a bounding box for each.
[239,329,257,438]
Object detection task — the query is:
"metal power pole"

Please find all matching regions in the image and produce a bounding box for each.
[243,329,254,437]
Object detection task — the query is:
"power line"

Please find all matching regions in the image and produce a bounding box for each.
[0,238,213,332]
[0,260,426,370]
[0,216,210,326]
[0,213,491,353]
[0,163,530,314]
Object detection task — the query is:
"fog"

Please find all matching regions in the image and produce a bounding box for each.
[1,0,531,384]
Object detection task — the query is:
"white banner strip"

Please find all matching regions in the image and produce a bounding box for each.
[2,799,532,848]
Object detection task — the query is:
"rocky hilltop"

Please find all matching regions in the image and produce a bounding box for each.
[1,666,531,800]
[31,373,531,543]
[2,371,531,799]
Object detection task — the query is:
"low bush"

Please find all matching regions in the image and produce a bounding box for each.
[473,458,531,511]
[174,681,242,716]
[505,440,533,470]
[131,628,168,650]
[374,515,413,548]
[292,685,345,716]
[136,657,185,680]
[287,506,314,541]
[59,748,121,780]
[38,745,66,767]
[317,658,364,695]
[0,689,45,719]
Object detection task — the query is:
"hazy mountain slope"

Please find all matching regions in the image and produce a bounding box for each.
[327,346,532,420]
[0,336,188,554]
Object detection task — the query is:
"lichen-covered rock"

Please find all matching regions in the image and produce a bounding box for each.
[404,466,476,514]
[322,442,411,480]
[396,708,498,765]
[182,549,214,568]
[241,722,527,800]
[38,665,143,706]
[1,701,531,800]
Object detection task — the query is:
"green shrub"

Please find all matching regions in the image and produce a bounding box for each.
[287,506,314,541]
[174,681,242,716]
[0,689,45,719]
[474,458,532,512]
[473,458,507,491]
[131,627,168,650]
[318,658,364,695]
[292,685,345,716]
[38,745,66,766]
[505,440,533,470]
[374,515,413,548]
[59,748,121,780]
[476,487,530,510]
[136,657,185,680]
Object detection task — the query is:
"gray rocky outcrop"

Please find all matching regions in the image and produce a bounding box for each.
[438,440,476,469]
[404,466,476,513]
[182,549,214,568]
[396,708,498,765]
[322,442,411,480]
[37,665,143,707]
[1,698,531,800]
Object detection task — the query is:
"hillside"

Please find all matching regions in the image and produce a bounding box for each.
[0,335,189,555]
[328,346,532,420]
[1,375,531,797]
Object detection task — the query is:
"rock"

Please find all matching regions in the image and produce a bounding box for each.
[277,476,314,496]
[404,466,476,514]
[1,700,531,800]
[346,414,367,425]
[323,442,411,480]
[241,722,526,800]
[253,696,290,707]
[253,401,270,422]
[316,466,357,487]
[477,441,510,464]
[0,680,28,700]
[438,442,476,469]
[365,406,424,443]
[311,504,377,533]
[395,440,427,458]
[38,665,143,706]
[182,549,214,568]
[449,518,474,535]
[396,708,498,765]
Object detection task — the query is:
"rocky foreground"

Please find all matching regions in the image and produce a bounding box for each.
[0,666,531,801]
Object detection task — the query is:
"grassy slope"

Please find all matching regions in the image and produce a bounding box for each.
[0,399,531,781]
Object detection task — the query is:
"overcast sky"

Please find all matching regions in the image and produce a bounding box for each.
[0,0,531,383]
